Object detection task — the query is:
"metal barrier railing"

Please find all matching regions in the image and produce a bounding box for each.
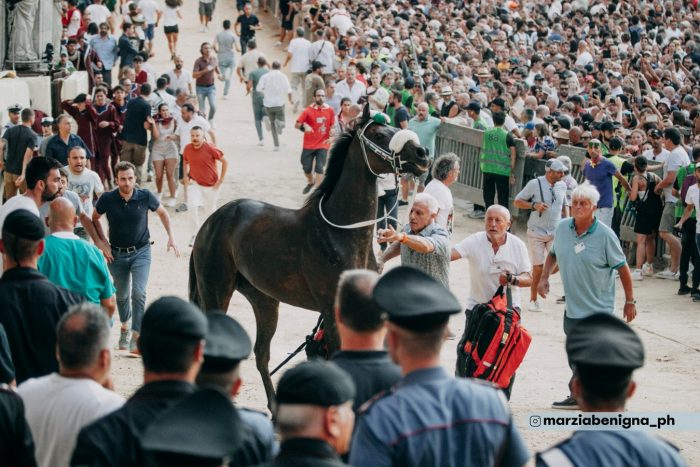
[435,123,655,249]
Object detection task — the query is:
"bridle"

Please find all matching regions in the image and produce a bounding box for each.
[318,120,405,230]
[357,120,405,176]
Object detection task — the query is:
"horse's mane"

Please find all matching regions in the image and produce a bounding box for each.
[304,128,357,205]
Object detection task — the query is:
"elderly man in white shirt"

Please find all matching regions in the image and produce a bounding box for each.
[335,64,366,105]
[257,60,293,151]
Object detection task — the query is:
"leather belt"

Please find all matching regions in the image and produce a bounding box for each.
[111,241,150,254]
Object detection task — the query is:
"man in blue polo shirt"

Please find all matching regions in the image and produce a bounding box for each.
[92,161,179,355]
[44,115,90,167]
[581,138,630,228]
[537,184,636,410]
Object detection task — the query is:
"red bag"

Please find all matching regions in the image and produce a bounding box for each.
[456,286,532,389]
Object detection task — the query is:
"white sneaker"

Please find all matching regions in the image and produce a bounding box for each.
[655,269,679,280]
[165,197,177,208]
[257,140,264,147]
[642,263,654,276]
[263,116,271,131]
[273,146,280,152]
[274,41,282,47]
[526,300,542,312]
[631,269,644,281]
[199,26,205,32]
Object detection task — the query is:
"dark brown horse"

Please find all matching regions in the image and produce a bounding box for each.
[189,108,429,409]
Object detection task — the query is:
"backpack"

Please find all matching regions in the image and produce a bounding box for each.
[456,286,532,390]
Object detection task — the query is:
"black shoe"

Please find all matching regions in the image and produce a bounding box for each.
[398,200,409,206]
[678,285,692,295]
[302,184,314,194]
[692,292,700,302]
[556,295,566,304]
[552,395,579,410]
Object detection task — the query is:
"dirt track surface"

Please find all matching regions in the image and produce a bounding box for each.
[108,1,700,462]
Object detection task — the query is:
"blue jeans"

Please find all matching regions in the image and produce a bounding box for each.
[219,58,234,96]
[196,84,217,120]
[109,245,151,332]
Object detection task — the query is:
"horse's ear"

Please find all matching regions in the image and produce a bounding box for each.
[361,102,370,123]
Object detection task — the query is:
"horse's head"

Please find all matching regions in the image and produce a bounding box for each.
[356,105,430,177]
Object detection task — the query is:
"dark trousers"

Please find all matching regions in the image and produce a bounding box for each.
[680,218,700,288]
[482,172,510,209]
[101,69,112,86]
[564,314,583,393]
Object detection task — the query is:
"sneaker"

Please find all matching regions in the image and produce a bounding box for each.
[556,295,566,304]
[175,202,188,212]
[274,41,282,47]
[678,285,693,295]
[277,121,285,134]
[692,293,700,302]
[467,209,485,219]
[263,116,271,131]
[398,200,409,206]
[526,300,542,312]
[552,395,579,410]
[147,171,153,182]
[273,146,280,152]
[631,269,644,281]
[165,197,177,208]
[655,269,679,280]
[257,140,264,147]
[118,328,129,350]
[199,26,205,32]
[189,235,195,247]
[642,263,654,276]
[129,333,140,356]
[302,183,314,194]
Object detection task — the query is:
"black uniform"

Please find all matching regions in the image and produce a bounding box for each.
[0,267,83,384]
[330,350,401,414]
[71,380,196,466]
[0,385,36,467]
[260,438,347,467]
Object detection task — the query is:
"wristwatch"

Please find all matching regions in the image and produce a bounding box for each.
[625,299,636,305]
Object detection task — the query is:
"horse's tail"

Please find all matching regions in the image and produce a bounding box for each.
[189,252,200,307]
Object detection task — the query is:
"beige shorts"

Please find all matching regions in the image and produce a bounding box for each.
[527,229,554,266]
[658,202,676,233]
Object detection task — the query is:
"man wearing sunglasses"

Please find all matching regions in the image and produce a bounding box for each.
[582,139,631,229]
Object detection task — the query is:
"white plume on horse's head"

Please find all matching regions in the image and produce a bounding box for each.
[389,129,421,154]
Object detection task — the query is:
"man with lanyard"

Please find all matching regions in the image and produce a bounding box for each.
[295,88,335,194]
[377,193,451,289]
[349,266,531,467]
[91,161,180,355]
[538,184,636,410]
[514,158,568,312]
[582,138,630,228]
[537,314,686,466]
[235,3,261,55]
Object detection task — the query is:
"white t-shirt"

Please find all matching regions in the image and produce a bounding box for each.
[67,168,104,218]
[18,374,125,467]
[85,4,111,27]
[330,13,354,36]
[423,180,454,233]
[166,68,193,92]
[453,231,532,310]
[0,195,40,239]
[162,5,179,27]
[642,148,669,164]
[66,9,82,37]
[308,40,336,74]
[257,70,292,108]
[138,0,160,24]
[335,79,367,105]
[287,37,312,74]
[176,115,211,148]
[663,146,691,203]
[685,184,700,234]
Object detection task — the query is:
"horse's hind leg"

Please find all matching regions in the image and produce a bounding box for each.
[237,278,280,413]
[191,246,238,312]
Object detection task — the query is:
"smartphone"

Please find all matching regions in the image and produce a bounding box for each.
[647,115,658,122]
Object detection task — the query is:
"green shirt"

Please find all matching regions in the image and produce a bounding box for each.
[248,67,269,99]
[408,116,442,158]
[38,234,115,304]
[675,162,697,218]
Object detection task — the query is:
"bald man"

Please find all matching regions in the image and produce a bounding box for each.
[38,198,116,316]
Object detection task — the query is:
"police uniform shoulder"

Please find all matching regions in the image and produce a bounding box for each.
[357,388,393,415]
[536,442,575,467]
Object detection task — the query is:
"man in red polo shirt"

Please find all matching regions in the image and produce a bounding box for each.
[295,87,335,194]
[182,126,228,246]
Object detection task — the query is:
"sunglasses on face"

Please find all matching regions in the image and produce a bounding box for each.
[588,142,601,148]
